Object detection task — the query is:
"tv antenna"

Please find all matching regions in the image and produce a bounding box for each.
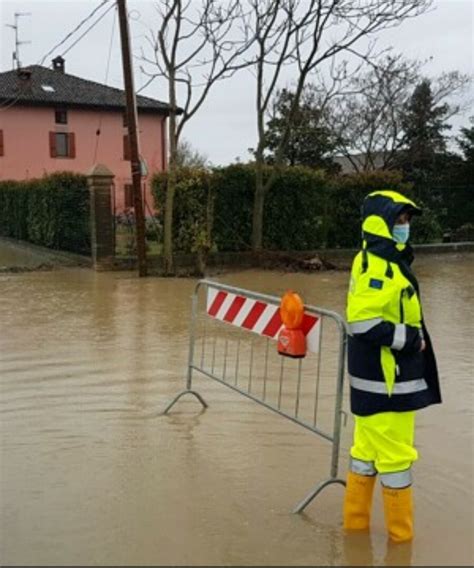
[6,12,31,69]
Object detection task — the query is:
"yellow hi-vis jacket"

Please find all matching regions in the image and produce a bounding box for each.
[346,190,442,416]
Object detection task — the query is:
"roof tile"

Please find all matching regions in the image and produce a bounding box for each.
[0,65,172,113]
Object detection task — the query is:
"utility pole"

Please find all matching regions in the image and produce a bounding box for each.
[6,12,31,69]
[117,0,148,277]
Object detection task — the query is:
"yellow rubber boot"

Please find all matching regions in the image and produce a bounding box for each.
[382,486,414,543]
[343,472,376,530]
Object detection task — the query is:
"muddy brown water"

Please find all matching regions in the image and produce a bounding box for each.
[0,253,473,566]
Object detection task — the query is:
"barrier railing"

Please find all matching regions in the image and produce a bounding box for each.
[163,279,348,513]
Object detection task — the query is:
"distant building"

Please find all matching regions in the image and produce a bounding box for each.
[332,151,388,174]
[0,56,174,213]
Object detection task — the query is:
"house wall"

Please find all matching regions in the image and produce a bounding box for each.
[0,105,167,214]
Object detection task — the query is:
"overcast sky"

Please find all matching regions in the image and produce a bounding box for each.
[1,0,473,165]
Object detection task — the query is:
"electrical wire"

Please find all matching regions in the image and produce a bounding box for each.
[60,2,116,59]
[93,5,118,163]
[3,2,115,112]
[0,94,24,112]
[38,0,111,65]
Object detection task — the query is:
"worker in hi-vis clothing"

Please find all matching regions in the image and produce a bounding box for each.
[343,190,442,542]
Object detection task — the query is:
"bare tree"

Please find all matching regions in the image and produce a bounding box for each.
[140,0,254,274]
[431,71,472,118]
[327,54,422,172]
[326,57,471,172]
[247,0,433,251]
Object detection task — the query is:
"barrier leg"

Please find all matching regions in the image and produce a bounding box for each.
[162,286,208,415]
[162,388,208,415]
[294,320,347,514]
[293,477,346,514]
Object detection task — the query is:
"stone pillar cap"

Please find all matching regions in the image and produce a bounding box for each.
[86,163,115,178]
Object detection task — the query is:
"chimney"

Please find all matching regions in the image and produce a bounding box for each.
[17,69,32,81]
[52,56,65,73]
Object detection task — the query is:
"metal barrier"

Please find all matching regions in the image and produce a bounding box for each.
[163,279,348,513]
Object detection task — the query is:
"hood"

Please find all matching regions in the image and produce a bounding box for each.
[361,190,422,290]
[362,190,421,243]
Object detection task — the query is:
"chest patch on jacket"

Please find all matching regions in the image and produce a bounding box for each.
[369,278,384,290]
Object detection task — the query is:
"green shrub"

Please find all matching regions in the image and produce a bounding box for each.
[152,165,453,254]
[153,168,213,254]
[263,166,328,250]
[0,172,90,255]
[153,164,329,253]
[410,207,443,243]
[212,164,255,252]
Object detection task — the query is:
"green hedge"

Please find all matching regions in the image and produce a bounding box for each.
[153,168,213,253]
[152,165,446,254]
[211,164,255,252]
[0,172,90,255]
[153,165,329,253]
[210,165,329,251]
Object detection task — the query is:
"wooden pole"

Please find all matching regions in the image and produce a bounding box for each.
[117,0,147,277]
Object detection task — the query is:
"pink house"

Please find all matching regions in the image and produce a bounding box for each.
[0,56,172,213]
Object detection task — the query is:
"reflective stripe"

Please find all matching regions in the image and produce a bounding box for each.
[350,377,388,394]
[392,378,428,394]
[350,458,377,476]
[381,469,412,489]
[391,324,406,350]
[350,375,428,395]
[348,318,383,335]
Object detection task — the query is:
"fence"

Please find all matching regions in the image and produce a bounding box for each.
[163,279,348,513]
[112,180,163,258]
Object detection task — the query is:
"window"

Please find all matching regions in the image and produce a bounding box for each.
[49,132,76,158]
[55,133,69,156]
[55,109,68,124]
[123,134,131,161]
[122,112,128,127]
[0,130,4,157]
[124,184,134,208]
[41,84,55,92]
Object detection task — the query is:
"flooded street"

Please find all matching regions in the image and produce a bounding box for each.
[1,253,473,566]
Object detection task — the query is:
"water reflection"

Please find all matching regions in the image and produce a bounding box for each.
[343,532,375,566]
[384,540,413,567]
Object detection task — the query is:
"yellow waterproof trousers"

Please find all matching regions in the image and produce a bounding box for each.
[344,411,417,540]
[350,411,418,487]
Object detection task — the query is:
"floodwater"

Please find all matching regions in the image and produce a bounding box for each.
[0,252,473,566]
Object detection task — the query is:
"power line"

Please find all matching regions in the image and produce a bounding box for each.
[38,0,110,66]
[2,2,115,113]
[0,94,24,112]
[93,5,118,163]
[60,2,116,59]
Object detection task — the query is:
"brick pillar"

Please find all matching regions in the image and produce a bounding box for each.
[87,164,115,269]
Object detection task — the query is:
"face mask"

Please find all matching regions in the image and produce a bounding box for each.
[393,223,410,244]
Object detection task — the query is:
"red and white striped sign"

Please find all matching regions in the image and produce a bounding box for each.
[206,286,321,353]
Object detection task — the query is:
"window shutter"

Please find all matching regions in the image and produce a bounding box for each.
[68,132,76,158]
[49,132,57,157]
[123,134,131,161]
[0,130,4,156]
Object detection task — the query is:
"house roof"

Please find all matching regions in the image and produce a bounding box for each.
[332,151,387,173]
[0,64,176,115]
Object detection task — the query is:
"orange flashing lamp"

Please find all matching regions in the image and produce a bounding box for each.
[277,291,307,358]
